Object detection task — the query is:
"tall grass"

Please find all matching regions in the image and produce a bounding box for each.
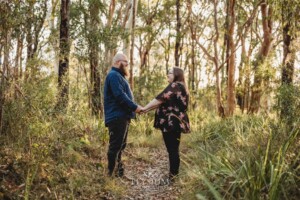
[181,115,300,200]
[0,76,107,199]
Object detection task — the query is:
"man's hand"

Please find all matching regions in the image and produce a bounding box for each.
[135,105,144,113]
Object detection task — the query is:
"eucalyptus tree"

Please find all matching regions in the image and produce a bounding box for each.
[225,0,236,116]
[248,0,274,113]
[0,1,30,133]
[275,0,300,121]
[136,0,164,76]
[235,0,261,113]
[88,0,102,116]
[24,0,48,80]
[196,0,226,117]
[69,0,132,115]
[174,0,181,67]
[57,0,71,110]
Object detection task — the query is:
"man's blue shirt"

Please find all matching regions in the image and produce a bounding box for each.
[104,67,137,125]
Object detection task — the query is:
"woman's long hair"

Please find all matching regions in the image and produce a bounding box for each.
[172,67,189,94]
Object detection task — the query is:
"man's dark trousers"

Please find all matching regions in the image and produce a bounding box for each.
[107,118,129,176]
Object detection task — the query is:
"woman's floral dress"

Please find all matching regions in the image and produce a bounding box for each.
[154,82,190,133]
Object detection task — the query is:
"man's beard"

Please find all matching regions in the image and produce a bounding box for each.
[120,63,129,77]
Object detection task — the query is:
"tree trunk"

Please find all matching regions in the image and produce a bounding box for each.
[187,0,196,91]
[213,0,225,117]
[174,0,181,67]
[123,0,137,89]
[237,33,247,112]
[165,22,171,74]
[248,1,272,113]
[0,30,11,134]
[26,3,34,63]
[25,1,47,80]
[89,0,102,117]
[223,0,230,80]
[129,0,137,90]
[197,0,225,117]
[57,0,70,110]
[281,13,294,85]
[226,0,236,116]
[103,0,116,75]
[14,34,23,82]
[280,1,296,121]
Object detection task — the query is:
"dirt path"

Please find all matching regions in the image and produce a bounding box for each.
[118,147,182,199]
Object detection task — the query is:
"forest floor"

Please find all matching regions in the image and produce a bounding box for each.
[0,134,186,199]
[102,145,183,199]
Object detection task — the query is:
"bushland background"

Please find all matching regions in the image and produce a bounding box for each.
[0,0,299,199]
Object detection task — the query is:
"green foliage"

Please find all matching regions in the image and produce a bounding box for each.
[134,69,166,104]
[0,76,106,199]
[276,85,300,126]
[182,115,300,199]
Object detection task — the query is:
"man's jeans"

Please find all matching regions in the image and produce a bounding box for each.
[107,118,129,176]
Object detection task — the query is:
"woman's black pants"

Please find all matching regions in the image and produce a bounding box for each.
[107,118,129,176]
[162,131,181,177]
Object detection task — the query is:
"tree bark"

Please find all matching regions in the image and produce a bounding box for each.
[103,0,116,75]
[0,28,11,134]
[187,0,196,91]
[57,0,70,110]
[129,0,137,90]
[197,0,225,117]
[174,0,181,67]
[281,10,295,85]
[25,1,47,80]
[89,0,102,117]
[248,0,273,113]
[280,0,296,121]
[226,0,236,116]
[213,0,225,117]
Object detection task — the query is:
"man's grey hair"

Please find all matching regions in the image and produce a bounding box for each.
[113,52,127,64]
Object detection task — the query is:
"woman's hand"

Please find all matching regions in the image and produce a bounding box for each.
[140,108,147,114]
[142,99,162,113]
[135,105,144,113]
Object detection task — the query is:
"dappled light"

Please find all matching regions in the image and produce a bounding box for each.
[0,0,300,199]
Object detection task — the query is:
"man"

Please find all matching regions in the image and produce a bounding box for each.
[104,52,142,177]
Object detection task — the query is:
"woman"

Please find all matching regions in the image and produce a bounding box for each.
[142,67,190,181]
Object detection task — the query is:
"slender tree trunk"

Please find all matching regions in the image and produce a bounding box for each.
[165,22,171,73]
[123,0,134,56]
[103,0,116,75]
[281,14,294,85]
[197,0,225,117]
[57,0,70,110]
[248,1,273,113]
[226,0,236,116]
[0,74,4,135]
[223,0,230,79]
[187,0,195,91]
[19,36,24,80]
[174,0,181,67]
[129,0,137,90]
[25,1,47,80]
[213,0,225,117]
[26,4,34,63]
[14,34,23,82]
[0,29,11,134]
[89,1,102,117]
[237,33,246,112]
[280,1,295,121]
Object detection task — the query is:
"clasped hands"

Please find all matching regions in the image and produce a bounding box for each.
[135,105,147,114]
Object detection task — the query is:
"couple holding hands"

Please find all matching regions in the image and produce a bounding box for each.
[104,53,190,182]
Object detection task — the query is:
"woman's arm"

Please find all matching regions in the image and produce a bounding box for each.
[142,98,162,113]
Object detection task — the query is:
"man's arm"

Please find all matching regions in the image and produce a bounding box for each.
[109,75,138,111]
